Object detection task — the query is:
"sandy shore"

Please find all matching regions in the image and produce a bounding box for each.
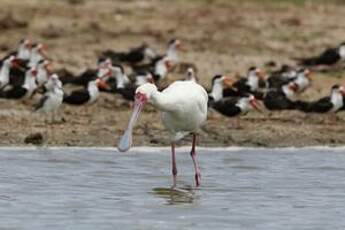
[1,0,345,147]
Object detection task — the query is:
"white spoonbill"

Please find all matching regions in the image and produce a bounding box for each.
[118,81,208,187]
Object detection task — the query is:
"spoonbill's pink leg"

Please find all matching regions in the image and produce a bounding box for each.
[171,143,177,188]
[190,134,201,187]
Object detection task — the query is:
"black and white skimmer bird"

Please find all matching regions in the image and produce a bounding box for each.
[16,38,32,60]
[152,57,172,81]
[296,42,345,66]
[100,43,157,65]
[108,64,130,89]
[209,94,261,117]
[59,58,113,87]
[232,67,266,98]
[63,78,107,105]
[0,66,38,99]
[133,38,182,67]
[296,85,345,114]
[130,39,180,81]
[267,64,297,89]
[117,75,155,102]
[209,94,261,127]
[59,68,98,86]
[29,43,47,67]
[208,75,238,101]
[114,68,154,102]
[263,82,298,110]
[133,56,172,82]
[292,68,311,94]
[118,81,208,187]
[95,63,132,94]
[165,38,182,64]
[0,38,31,64]
[134,72,155,87]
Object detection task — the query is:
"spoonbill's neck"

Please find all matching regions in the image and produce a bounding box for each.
[149,90,175,112]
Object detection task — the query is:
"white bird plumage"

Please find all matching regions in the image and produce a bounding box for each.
[119,80,208,187]
[137,81,208,141]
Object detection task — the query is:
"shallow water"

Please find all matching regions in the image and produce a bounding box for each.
[1,147,345,229]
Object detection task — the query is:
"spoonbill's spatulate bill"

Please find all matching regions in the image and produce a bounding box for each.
[117,93,146,152]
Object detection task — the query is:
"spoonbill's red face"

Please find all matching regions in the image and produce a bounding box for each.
[135,92,148,104]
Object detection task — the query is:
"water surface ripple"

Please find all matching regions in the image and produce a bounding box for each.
[0,147,345,229]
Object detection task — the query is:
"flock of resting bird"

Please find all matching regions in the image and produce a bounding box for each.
[2,38,345,186]
[0,38,345,125]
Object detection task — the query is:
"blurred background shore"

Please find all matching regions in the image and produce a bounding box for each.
[1,0,345,147]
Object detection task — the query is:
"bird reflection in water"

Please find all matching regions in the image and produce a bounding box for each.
[151,184,199,205]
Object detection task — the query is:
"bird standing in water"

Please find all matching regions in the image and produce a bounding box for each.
[118,81,208,187]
